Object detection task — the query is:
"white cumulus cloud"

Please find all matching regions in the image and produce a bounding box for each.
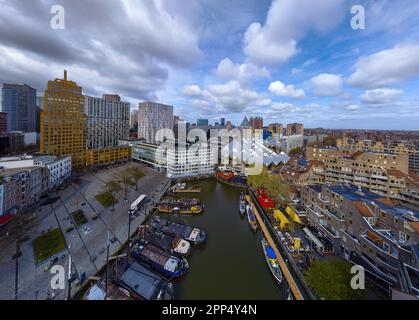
[243,0,345,65]
[361,88,404,104]
[348,44,419,88]
[309,73,342,96]
[269,80,305,99]
[216,58,269,83]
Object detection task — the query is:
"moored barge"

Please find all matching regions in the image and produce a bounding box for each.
[131,242,189,278]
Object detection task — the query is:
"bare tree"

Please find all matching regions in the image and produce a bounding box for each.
[104,181,122,211]
[130,167,145,192]
[119,171,135,200]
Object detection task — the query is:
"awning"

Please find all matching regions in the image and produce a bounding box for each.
[303,227,324,249]
[0,214,15,227]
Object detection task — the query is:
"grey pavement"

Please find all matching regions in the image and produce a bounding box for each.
[0,161,169,300]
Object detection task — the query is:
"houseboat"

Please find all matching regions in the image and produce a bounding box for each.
[261,238,282,284]
[158,198,203,215]
[151,216,206,245]
[246,204,258,232]
[239,192,246,217]
[139,226,192,256]
[131,242,189,278]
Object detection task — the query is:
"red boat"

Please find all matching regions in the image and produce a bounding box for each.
[256,189,276,209]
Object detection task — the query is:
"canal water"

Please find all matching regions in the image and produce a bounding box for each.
[167,180,286,300]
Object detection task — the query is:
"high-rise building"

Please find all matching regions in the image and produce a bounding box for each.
[197,119,209,126]
[130,110,139,130]
[138,102,173,144]
[36,96,44,133]
[0,132,24,155]
[286,123,304,135]
[84,94,130,149]
[1,83,36,132]
[226,121,233,131]
[250,117,263,131]
[102,94,121,101]
[0,112,7,133]
[268,123,283,140]
[40,70,86,169]
[221,117,225,126]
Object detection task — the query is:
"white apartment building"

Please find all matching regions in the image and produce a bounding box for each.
[138,102,173,144]
[84,95,130,149]
[165,141,216,178]
[279,134,304,153]
[0,155,71,189]
[46,155,72,188]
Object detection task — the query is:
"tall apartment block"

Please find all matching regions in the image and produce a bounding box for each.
[0,112,7,133]
[84,95,130,149]
[286,123,304,136]
[1,83,36,132]
[138,101,173,144]
[268,123,283,140]
[338,137,419,174]
[249,116,263,131]
[40,70,86,169]
[196,118,209,127]
[130,109,139,129]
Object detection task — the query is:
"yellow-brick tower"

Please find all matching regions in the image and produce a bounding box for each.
[40,70,86,169]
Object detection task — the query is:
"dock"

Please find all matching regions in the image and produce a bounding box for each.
[245,195,304,300]
[173,186,201,193]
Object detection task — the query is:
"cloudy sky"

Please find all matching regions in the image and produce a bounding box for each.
[1,0,419,129]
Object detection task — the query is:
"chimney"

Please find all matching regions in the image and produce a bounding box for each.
[64,70,67,81]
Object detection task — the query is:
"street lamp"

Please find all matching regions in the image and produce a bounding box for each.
[127,208,133,260]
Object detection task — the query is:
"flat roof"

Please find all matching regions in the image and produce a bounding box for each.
[119,262,163,300]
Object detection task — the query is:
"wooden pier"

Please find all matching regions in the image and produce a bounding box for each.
[245,195,304,300]
[173,187,201,193]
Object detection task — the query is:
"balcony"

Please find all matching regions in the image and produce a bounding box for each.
[361,232,398,260]
[318,223,340,239]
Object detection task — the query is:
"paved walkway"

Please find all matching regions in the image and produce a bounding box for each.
[246,195,304,300]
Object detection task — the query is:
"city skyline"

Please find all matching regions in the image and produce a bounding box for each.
[1,0,419,130]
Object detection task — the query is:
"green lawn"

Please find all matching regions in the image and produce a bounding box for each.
[33,228,66,264]
[304,257,366,300]
[95,191,118,208]
[72,209,88,226]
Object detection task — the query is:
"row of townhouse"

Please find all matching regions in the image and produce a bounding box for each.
[301,183,419,297]
[0,155,71,224]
